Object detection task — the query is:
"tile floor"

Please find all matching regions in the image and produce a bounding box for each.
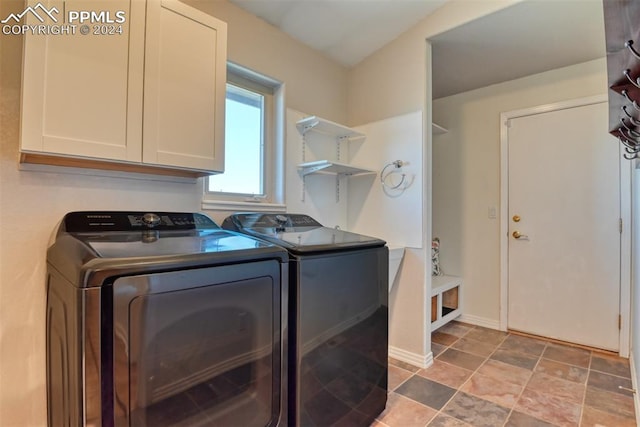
[374,321,637,427]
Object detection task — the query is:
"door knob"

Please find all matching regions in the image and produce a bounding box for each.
[512,230,528,239]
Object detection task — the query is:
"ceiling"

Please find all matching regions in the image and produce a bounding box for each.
[229,0,606,99]
[228,0,446,66]
[430,0,606,98]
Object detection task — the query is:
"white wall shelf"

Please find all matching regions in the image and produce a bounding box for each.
[431,275,462,331]
[298,160,375,177]
[296,115,365,140]
[296,115,372,202]
[433,123,448,135]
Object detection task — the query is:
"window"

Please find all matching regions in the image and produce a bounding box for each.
[210,83,264,195]
[204,63,284,211]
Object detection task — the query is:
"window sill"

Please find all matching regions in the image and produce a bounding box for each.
[201,199,286,213]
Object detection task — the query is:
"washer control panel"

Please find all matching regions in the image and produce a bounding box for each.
[62,211,219,232]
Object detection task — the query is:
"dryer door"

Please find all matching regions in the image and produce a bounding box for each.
[111,260,284,427]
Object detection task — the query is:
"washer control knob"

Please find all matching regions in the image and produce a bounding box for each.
[142,213,162,228]
[275,215,288,224]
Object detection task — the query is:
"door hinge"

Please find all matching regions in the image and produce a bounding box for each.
[619,314,622,330]
[620,218,623,234]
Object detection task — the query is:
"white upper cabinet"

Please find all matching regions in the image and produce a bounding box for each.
[143,0,227,172]
[20,0,145,163]
[20,0,227,176]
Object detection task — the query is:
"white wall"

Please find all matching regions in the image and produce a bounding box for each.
[347,0,522,127]
[633,168,640,415]
[346,111,426,364]
[344,0,522,363]
[183,0,348,124]
[284,109,425,246]
[432,58,609,324]
[349,111,424,249]
[283,109,429,363]
[0,0,348,424]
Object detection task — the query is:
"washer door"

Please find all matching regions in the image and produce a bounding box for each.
[111,261,284,427]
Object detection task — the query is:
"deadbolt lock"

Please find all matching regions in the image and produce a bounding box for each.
[513,215,521,223]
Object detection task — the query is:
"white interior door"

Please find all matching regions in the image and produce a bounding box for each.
[507,100,621,351]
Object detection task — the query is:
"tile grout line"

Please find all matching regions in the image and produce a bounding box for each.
[405,323,619,427]
[501,340,555,427]
[441,330,579,427]
[410,322,635,427]
[465,333,516,427]
[506,340,599,426]
[431,325,512,426]
[468,332,537,427]
[425,322,478,426]
[577,351,594,427]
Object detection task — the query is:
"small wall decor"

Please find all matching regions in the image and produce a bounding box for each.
[432,237,443,276]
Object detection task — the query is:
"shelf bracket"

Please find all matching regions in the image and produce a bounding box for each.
[301,133,307,163]
[336,174,340,203]
[299,120,320,135]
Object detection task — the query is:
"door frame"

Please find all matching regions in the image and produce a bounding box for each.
[498,94,632,357]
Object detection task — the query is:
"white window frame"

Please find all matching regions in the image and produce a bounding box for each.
[202,62,285,212]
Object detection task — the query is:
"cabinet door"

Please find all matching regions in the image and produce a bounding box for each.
[20,0,145,162]
[143,0,227,173]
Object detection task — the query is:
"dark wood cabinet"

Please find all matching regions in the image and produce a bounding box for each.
[604,0,640,158]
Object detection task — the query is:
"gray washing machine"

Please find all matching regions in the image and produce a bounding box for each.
[222,213,388,427]
[46,211,288,427]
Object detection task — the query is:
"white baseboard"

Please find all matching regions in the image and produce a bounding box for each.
[630,353,640,426]
[458,314,501,331]
[389,346,433,369]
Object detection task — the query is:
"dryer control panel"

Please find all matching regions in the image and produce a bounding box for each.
[224,213,322,230]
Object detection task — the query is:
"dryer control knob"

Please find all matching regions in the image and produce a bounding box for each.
[142,213,162,228]
[275,215,288,224]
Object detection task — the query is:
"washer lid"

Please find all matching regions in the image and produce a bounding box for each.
[224,213,386,254]
[48,211,287,288]
[75,229,269,258]
[58,211,270,258]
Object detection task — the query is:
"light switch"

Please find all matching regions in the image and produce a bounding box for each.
[488,206,497,219]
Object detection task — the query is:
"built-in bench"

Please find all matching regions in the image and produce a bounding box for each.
[431,275,462,331]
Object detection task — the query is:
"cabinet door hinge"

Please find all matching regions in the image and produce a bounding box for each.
[619,314,622,330]
[620,218,623,234]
